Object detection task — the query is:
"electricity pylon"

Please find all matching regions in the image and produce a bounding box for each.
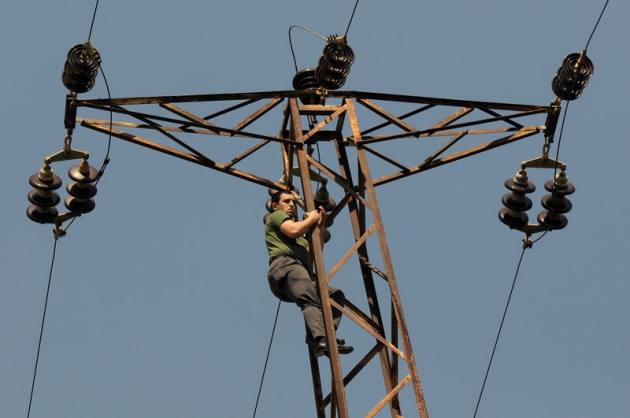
[70,89,560,417]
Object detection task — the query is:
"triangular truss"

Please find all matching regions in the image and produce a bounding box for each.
[72,90,560,417]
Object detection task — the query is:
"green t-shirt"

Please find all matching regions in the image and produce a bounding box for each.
[265,210,310,267]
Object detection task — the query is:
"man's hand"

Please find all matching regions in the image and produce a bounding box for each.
[317,206,326,227]
[280,208,322,239]
[305,208,323,224]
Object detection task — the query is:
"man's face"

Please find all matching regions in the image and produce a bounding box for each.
[273,193,296,217]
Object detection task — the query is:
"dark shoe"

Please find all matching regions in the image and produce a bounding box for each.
[337,339,354,355]
[311,337,329,357]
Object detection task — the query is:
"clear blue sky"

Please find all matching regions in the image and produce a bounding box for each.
[2,1,628,417]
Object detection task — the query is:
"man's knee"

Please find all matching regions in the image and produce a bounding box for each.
[329,286,345,305]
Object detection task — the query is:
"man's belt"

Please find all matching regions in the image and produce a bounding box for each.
[269,254,302,265]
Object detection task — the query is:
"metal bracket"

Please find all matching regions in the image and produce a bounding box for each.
[44,134,89,165]
[64,93,78,130]
[521,138,565,170]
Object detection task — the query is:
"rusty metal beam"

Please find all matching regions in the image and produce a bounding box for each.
[348,97,429,417]
[373,128,541,187]
[291,97,350,418]
[75,90,556,194]
[78,90,549,111]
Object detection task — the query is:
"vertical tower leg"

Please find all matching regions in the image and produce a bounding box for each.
[285,97,428,418]
[346,97,428,417]
[289,98,350,418]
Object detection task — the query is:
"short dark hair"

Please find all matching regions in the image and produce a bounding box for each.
[270,189,293,205]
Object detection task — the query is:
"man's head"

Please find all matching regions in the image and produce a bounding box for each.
[271,190,296,217]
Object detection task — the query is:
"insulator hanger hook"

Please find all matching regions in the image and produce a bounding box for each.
[521,137,564,171]
[522,233,534,249]
[44,133,90,166]
[53,223,67,240]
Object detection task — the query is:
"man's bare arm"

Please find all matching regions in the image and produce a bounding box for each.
[279,209,322,239]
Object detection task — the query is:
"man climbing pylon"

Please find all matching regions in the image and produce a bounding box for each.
[265,190,353,357]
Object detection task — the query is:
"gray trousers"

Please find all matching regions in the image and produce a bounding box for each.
[267,256,344,341]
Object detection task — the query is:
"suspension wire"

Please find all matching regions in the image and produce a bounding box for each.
[289,0,361,73]
[315,142,322,175]
[473,246,528,418]
[552,101,571,180]
[530,230,549,245]
[64,61,113,232]
[344,0,361,37]
[252,300,282,418]
[552,0,610,178]
[585,0,610,50]
[28,4,113,413]
[87,0,100,40]
[314,142,325,191]
[288,25,327,73]
[474,3,611,415]
[27,238,59,418]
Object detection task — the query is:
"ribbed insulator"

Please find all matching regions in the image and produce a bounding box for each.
[315,40,355,90]
[551,52,594,101]
[62,44,100,93]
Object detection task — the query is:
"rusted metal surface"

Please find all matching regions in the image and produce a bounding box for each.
[78,90,551,192]
[291,97,349,418]
[74,89,559,417]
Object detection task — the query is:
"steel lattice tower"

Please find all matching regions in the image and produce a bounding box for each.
[64,89,560,417]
